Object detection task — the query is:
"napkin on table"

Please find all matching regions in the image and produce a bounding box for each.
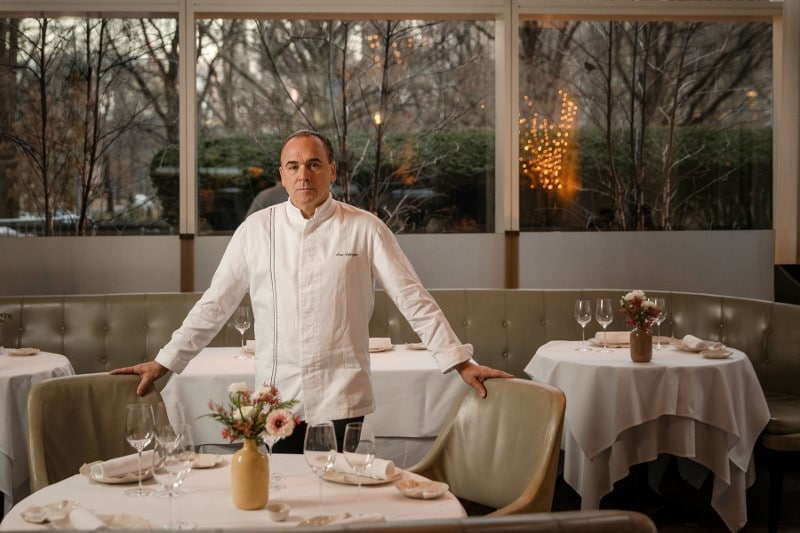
[89,450,154,479]
[333,455,395,480]
[368,337,392,352]
[69,507,107,530]
[681,334,725,351]
[593,331,630,345]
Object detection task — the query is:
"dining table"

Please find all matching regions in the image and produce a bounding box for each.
[160,345,467,467]
[524,340,770,532]
[0,453,465,530]
[0,349,75,516]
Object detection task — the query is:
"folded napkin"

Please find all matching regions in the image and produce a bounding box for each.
[368,337,392,352]
[9,347,39,356]
[593,331,630,345]
[681,334,725,351]
[69,507,107,530]
[333,455,395,480]
[90,450,154,479]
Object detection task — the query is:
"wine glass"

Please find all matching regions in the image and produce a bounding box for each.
[232,306,252,359]
[304,421,337,512]
[595,298,614,353]
[262,433,286,491]
[154,401,186,451]
[342,422,376,504]
[654,298,668,350]
[124,403,156,497]
[152,435,191,530]
[173,425,197,530]
[574,299,593,351]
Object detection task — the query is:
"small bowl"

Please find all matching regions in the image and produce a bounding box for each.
[266,502,290,522]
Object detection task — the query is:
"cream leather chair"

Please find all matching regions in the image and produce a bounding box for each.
[27,373,163,492]
[409,378,566,515]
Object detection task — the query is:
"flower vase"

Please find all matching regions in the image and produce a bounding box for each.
[231,439,269,510]
[629,327,653,363]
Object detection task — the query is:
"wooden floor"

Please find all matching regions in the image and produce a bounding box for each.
[549,446,800,532]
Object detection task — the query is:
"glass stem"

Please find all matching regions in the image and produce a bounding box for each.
[167,491,174,530]
[137,450,143,493]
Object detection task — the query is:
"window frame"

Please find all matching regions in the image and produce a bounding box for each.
[0,1,788,241]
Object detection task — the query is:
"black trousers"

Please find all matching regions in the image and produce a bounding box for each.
[270,416,364,454]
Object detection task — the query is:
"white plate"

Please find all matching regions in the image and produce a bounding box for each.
[80,461,153,484]
[322,469,402,486]
[297,513,351,527]
[702,349,733,359]
[192,453,224,469]
[395,479,449,499]
[21,501,78,524]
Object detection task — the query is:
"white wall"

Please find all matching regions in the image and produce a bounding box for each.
[0,231,774,300]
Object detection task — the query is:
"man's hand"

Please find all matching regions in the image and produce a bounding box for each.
[110,361,169,396]
[454,361,514,398]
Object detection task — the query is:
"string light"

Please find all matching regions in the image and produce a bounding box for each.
[519,90,578,191]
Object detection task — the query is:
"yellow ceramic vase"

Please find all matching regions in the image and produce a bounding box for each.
[231,438,269,510]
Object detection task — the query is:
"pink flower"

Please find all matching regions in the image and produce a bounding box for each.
[266,409,296,438]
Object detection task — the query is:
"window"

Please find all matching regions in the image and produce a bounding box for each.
[184,17,495,234]
[0,16,178,236]
[518,18,772,231]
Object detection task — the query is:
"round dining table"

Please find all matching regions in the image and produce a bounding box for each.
[525,340,770,532]
[0,350,75,515]
[0,453,465,530]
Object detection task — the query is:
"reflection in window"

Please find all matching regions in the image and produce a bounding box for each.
[519,20,772,231]
[182,18,495,235]
[0,17,178,236]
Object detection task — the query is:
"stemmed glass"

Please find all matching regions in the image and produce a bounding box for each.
[173,425,196,530]
[304,421,337,513]
[595,298,614,353]
[654,298,668,350]
[152,431,192,530]
[232,306,252,360]
[342,422,376,504]
[574,299,593,351]
[262,433,286,491]
[124,403,156,497]
[154,401,186,451]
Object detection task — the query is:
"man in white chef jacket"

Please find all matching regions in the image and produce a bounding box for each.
[112,129,512,451]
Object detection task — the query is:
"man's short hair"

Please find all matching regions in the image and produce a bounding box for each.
[281,129,335,163]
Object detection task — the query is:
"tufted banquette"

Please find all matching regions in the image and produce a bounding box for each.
[1,288,798,400]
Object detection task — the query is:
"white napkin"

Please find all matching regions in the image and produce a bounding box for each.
[69,507,107,530]
[681,334,725,351]
[90,450,154,479]
[368,337,392,352]
[593,331,630,345]
[333,455,395,480]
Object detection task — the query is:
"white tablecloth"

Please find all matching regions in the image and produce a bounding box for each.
[161,347,466,460]
[524,340,770,532]
[0,350,75,514]
[0,454,465,530]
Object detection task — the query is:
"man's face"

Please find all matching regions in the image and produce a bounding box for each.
[279,135,336,218]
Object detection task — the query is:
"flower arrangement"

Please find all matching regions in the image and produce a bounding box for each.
[206,382,301,443]
[619,290,662,331]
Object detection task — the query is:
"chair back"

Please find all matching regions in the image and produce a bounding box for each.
[409,378,566,515]
[27,373,163,492]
